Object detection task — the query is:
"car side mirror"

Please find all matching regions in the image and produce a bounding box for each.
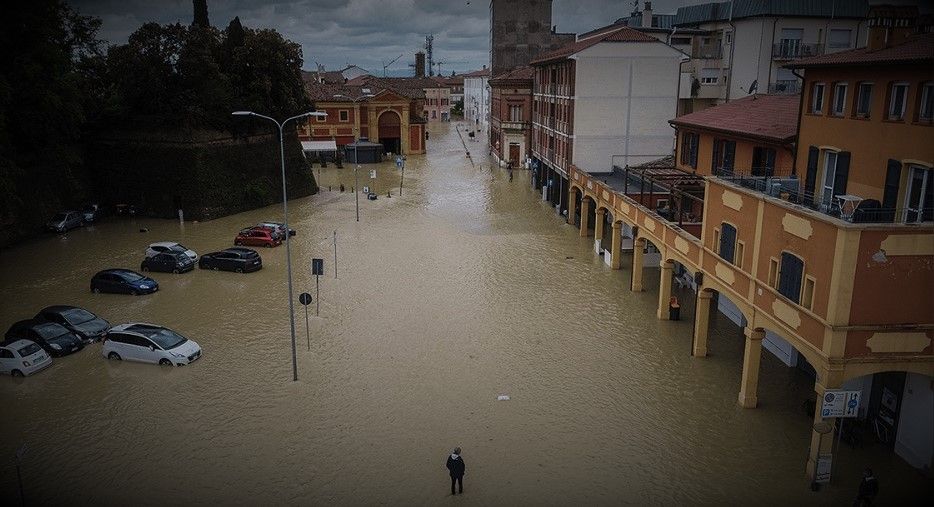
[149,346,156,351]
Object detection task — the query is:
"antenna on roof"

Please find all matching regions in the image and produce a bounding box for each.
[742,79,759,97]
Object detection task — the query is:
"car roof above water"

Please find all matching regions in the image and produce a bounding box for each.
[1,339,38,351]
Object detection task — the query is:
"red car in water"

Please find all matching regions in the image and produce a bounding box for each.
[234,227,281,248]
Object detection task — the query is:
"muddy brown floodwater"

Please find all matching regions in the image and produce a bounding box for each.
[0,124,930,505]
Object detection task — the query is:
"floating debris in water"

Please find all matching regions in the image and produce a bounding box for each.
[565,256,574,260]
[497,395,510,401]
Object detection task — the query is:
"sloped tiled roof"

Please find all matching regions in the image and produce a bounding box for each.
[531,26,658,66]
[305,74,441,103]
[668,94,799,143]
[463,68,491,78]
[490,66,534,84]
[786,33,934,68]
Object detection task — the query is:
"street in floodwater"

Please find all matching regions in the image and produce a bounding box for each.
[0,124,930,505]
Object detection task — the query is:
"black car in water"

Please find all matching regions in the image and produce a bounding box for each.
[140,252,195,274]
[198,247,263,273]
[4,319,84,357]
[90,269,159,295]
[34,305,110,342]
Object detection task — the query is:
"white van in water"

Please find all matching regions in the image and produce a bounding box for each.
[0,339,53,377]
[102,323,202,366]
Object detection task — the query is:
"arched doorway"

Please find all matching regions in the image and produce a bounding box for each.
[377,110,402,154]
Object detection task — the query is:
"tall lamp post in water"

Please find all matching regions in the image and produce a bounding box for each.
[232,109,327,382]
[334,93,374,221]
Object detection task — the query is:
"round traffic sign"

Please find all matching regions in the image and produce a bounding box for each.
[299,292,312,305]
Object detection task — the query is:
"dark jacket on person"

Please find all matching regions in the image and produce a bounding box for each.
[858,475,879,498]
[446,454,466,478]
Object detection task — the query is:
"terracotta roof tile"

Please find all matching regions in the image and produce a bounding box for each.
[490,66,534,84]
[463,68,491,78]
[531,26,658,65]
[786,33,934,68]
[668,94,799,143]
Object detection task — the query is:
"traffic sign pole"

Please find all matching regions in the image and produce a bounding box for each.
[298,292,312,350]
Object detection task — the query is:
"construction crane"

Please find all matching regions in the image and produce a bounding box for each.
[382,54,403,77]
[434,60,465,76]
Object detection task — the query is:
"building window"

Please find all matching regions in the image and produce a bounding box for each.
[751,146,776,176]
[339,110,349,122]
[828,29,852,49]
[832,83,847,116]
[821,151,839,207]
[889,82,909,120]
[712,139,736,174]
[811,83,825,113]
[801,276,816,311]
[316,114,326,122]
[718,223,736,263]
[700,68,719,85]
[680,132,698,168]
[767,258,779,288]
[778,252,804,304]
[904,165,933,223]
[919,82,934,122]
[712,227,721,254]
[671,36,691,45]
[855,82,873,118]
[509,105,523,122]
[735,241,745,270]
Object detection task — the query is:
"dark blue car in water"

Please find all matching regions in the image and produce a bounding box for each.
[90,269,159,295]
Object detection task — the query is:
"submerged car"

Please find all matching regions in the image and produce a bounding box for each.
[82,204,103,223]
[4,320,84,357]
[90,269,158,295]
[102,323,202,366]
[0,340,52,377]
[234,227,281,248]
[140,252,195,274]
[257,222,296,239]
[34,305,110,342]
[198,247,262,273]
[145,242,197,261]
[46,211,83,232]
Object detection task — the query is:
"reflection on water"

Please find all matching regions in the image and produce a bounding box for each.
[0,124,929,505]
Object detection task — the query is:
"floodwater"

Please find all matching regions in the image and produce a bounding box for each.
[0,124,929,505]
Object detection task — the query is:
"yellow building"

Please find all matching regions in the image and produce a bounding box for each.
[563,21,933,480]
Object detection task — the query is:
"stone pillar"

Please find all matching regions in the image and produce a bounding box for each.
[656,260,674,320]
[610,222,623,269]
[594,208,606,251]
[692,289,713,357]
[579,198,591,237]
[631,238,645,291]
[738,327,765,408]
[567,188,577,225]
[805,368,844,480]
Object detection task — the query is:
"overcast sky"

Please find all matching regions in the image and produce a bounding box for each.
[71,0,712,74]
[70,1,926,75]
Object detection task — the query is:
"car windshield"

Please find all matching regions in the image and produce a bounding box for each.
[170,244,188,252]
[62,308,96,325]
[148,328,188,350]
[17,343,41,356]
[119,271,144,282]
[51,213,67,221]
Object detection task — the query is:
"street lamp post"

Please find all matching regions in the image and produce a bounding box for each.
[334,93,374,222]
[232,109,327,382]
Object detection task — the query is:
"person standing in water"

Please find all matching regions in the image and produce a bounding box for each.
[445,447,466,495]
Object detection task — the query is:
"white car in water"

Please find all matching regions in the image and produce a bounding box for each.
[102,323,202,366]
[145,242,198,262]
[0,339,53,377]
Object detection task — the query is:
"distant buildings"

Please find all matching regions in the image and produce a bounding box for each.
[489,0,575,76]
[489,66,534,166]
[463,67,491,129]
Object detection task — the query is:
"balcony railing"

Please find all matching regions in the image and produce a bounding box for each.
[694,44,722,59]
[772,42,824,60]
[714,167,933,224]
[768,80,801,94]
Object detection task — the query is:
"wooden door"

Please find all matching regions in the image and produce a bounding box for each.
[509,143,520,164]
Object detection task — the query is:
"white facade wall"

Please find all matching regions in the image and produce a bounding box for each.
[464,76,490,129]
[571,42,684,173]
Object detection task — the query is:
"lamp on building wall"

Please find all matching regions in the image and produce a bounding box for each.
[231,109,327,382]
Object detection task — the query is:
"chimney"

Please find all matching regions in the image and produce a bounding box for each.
[642,1,653,28]
[415,51,426,78]
[866,4,919,50]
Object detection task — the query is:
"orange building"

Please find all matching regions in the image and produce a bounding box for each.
[560,17,933,480]
[301,77,428,156]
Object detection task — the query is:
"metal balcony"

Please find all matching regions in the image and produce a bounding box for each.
[772,42,824,60]
[768,80,801,94]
